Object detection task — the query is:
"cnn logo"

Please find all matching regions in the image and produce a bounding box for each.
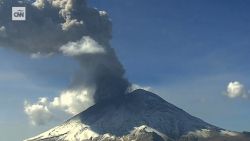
[12,7,26,21]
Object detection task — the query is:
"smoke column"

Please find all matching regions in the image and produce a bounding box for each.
[0,0,129,104]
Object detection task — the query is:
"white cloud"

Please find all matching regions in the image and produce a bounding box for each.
[0,26,5,32]
[60,36,105,56]
[30,52,54,59]
[24,89,94,125]
[50,0,74,12]
[225,81,248,99]
[61,18,84,31]
[99,11,108,16]
[0,26,6,37]
[128,84,152,93]
[51,89,94,115]
[32,0,46,9]
[24,98,53,126]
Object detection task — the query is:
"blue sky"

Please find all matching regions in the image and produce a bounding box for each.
[89,0,250,130]
[0,0,250,140]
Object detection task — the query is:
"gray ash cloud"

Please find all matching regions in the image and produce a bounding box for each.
[0,0,129,103]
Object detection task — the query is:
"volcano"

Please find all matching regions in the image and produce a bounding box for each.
[25,89,250,141]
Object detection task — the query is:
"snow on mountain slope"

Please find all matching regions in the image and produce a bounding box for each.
[25,123,169,141]
[25,119,99,141]
[25,89,228,141]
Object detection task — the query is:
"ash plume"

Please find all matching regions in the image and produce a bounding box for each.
[0,0,129,105]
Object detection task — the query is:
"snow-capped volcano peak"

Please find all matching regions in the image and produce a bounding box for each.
[69,89,218,137]
[25,89,248,141]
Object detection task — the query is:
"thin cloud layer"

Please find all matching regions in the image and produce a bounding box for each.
[128,84,152,93]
